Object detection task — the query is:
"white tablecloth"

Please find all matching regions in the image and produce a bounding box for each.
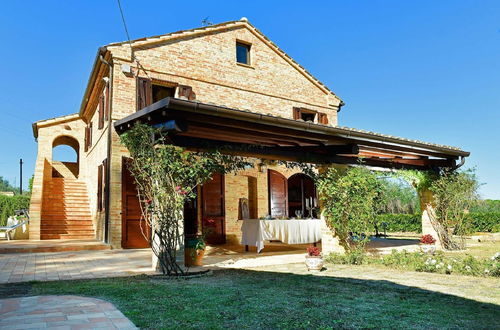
[240,219,322,253]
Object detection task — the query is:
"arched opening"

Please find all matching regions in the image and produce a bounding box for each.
[52,135,80,178]
[288,173,317,218]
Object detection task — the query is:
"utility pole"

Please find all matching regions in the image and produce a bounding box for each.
[19,158,23,195]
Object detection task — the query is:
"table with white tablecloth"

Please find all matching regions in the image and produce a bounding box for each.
[240,219,322,253]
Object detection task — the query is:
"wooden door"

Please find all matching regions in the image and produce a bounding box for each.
[202,173,225,244]
[121,158,150,248]
[268,169,288,218]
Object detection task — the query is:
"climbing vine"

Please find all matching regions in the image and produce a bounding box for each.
[120,123,250,276]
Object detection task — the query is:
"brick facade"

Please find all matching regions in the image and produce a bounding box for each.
[31,19,342,248]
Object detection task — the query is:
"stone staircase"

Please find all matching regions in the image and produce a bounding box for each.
[41,178,95,240]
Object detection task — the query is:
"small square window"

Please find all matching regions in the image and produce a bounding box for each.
[236,42,251,65]
[301,111,316,122]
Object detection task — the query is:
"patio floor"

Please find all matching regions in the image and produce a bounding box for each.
[0,237,420,283]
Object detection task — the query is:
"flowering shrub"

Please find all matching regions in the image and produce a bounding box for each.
[327,250,366,265]
[420,234,436,244]
[307,246,321,257]
[327,250,499,277]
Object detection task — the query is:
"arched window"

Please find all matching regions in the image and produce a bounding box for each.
[288,173,317,218]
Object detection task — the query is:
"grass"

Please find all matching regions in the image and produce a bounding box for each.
[2,268,499,329]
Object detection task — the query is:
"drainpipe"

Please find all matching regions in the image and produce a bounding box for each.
[337,100,345,112]
[99,48,113,244]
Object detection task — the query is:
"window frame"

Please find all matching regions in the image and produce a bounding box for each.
[236,41,251,66]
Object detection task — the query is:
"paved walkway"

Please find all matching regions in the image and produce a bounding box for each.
[0,295,137,329]
[0,249,154,283]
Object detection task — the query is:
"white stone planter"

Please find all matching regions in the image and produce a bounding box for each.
[420,244,436,254]
[305,255,324,271]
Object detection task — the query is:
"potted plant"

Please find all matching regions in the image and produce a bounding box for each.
[185,235,206,266]
[305,246,324,271]
[420,234,437,254]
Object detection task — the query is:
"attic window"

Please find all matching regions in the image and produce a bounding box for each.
[293,107,329,124]
[300,111,316,122]
[152,84,176,103]
[236,42,251,65]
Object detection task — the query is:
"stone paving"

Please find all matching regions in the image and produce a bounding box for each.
[0,249,155,284]
[0,295,137,329]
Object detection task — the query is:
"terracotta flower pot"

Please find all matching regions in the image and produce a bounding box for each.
[185,248,205,266]
[305,255,324,271]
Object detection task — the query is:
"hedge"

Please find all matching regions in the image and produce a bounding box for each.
[0,195,30,226]
[464,212,500,233]
[375,214,421,233]
[374,212,500,234]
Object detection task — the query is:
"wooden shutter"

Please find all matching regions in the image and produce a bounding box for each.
[98,95,104,129]
[268,169,288,218]
[88,122,93,148]
[84,126,89,152]
[318,113,329,125]
[293,107,302,120]
[102,158,108,211]
[178,85,196,101]
[137,77,152,111]
[97,164,103,211]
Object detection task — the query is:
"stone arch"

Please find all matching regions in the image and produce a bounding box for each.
[51,135,80,178]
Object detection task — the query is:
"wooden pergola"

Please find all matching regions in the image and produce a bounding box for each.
[114,98,469,170]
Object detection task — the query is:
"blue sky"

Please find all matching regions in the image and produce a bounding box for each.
[0,1,498,198]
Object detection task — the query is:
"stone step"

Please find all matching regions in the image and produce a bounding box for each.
[40,229,94,234]
[0,239,111,253]
[41,225,94,230]
[41,220,93,226]
[40,234,96,240]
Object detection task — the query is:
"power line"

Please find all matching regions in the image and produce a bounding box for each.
[116,0,150,78]
[117,0,133,48]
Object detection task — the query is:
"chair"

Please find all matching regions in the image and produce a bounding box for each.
[0,210,29,240]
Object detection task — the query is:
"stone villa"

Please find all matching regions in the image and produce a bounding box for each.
[29,19,469,254]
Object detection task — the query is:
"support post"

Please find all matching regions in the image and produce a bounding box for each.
[419,188,442,249]
[318,164,347,255]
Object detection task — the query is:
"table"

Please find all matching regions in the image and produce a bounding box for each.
[240,219,322,253]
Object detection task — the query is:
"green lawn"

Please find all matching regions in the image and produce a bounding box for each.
[3,268,499,329]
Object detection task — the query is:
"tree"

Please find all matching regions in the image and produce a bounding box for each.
[0,177,17,194]
[428,169,479,250]
[120,124,250,276]
[317,166,382,252]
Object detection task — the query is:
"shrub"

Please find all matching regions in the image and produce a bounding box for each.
[374,212,500,234]
[326,250,367,265]
[327,250,500,277]
[375,213,421,233]
[463,212,500,233]
[0,195,30,226]
[318,166,382,252]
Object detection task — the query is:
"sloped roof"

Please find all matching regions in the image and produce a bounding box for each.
[32,113,80,139]
[106,19,342,102]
